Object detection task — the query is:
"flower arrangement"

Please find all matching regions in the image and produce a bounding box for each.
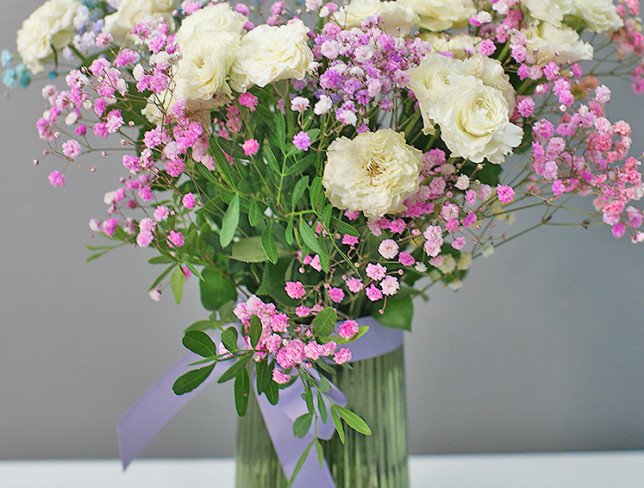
[3,0,642,485]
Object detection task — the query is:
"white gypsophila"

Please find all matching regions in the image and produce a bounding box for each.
[378,239,399,259]
[104,0,178,46]
[522,0,573,25]
[314,95,333,115]
[17,0,81,74]
[173,5,247,105]
[322,129,423,219]
[398,0,476,31]
[230,20,314,92]
[436,74,524,164]
[525,22,594,66]
[422,33,482,59]
[335,0,418,36]
[569,0,623,33]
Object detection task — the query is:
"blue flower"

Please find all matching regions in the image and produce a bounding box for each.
[1,50,12,67]
[3,68,17,89]
[15,64,31,88]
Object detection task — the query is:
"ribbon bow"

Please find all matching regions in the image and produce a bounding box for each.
[117,316,403,487]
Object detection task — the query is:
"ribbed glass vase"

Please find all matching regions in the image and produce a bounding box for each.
[235,346,409,488]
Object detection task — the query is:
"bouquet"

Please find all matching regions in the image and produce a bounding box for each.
[4,0,642,486]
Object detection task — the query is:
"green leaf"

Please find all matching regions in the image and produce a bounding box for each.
[248,201,264,227]
[292,176,309,209]
[312,308,337,338]
[285,218,294,246]
[331,218,360,237]
[285,153,316,176]
[218,356,250,384]
[221,327,238,353]
[255,361,275,395]
[309,177,323,210]
[298,220,323,256]
[184,320,217,333]
[170,267,186,305]
[286,441,313,488]
[249,316,262,348]
[264,146,281,174]
[375,295,414,331]
[173,364,215,395]
[183,262,204,282]
[220,194,240,248]
[315,439,325,467]
[149,265,175,291]
[307,128,321,143]
[317,391,328,423]
[293,413,313,438]
[303,388,315,414]
[331,406,345,444]
[148,255,175,265]
[320,205,333,229]
[234,368,250,416]
[182,331,217,357]
[262,225,278,265]
[232,236,269,263]
[336,406,372,435]
[265,378,279,405]
[200,266,237,311]
[318,375,331,394]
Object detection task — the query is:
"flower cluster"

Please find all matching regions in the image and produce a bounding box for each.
[5,0,642,476]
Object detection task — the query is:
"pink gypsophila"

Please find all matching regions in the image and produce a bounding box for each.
[285,281,306,299]
[338,320,359,340]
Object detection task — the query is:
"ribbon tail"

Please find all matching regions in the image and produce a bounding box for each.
[256,386,335,488]
[117,329,229,470]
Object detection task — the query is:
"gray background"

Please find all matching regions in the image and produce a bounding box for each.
[0,0,642,461]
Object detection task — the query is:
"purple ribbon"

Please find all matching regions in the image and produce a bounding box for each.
[118,316,403,487]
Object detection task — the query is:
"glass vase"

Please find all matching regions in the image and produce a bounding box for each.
[235,345,409,488]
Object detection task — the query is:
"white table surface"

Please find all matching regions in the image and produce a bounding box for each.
[1,452,643,487]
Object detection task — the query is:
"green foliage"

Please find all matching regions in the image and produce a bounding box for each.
[220,194,240,248]
[248,316,262,348]
[182,331,217,358]
[234,368,250,416]
[293,413,313,438]
[200,266,237,311]
[170,267,186,305]
[311,307,337,339]
[232,236,269,263]
[332,405,372,436]
[375,293,414,331]
[173,365,215,395]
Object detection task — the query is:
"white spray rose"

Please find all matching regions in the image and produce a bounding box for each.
[569,0,623,33]
[462,55,516,111]
[335,0,418,36]
[522,0,573,25]
[523,0,622,33]
[436,75,524,164]
[105,0,178,46]
[408,54,516,136]
[17,0,81,73]
[408,53,464,134]
[173,5,247,105]
[231,20,314,92]
[175,2,246,41]
[322,129,423,219]
[398,0,475,31]
[525,22,594,66]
